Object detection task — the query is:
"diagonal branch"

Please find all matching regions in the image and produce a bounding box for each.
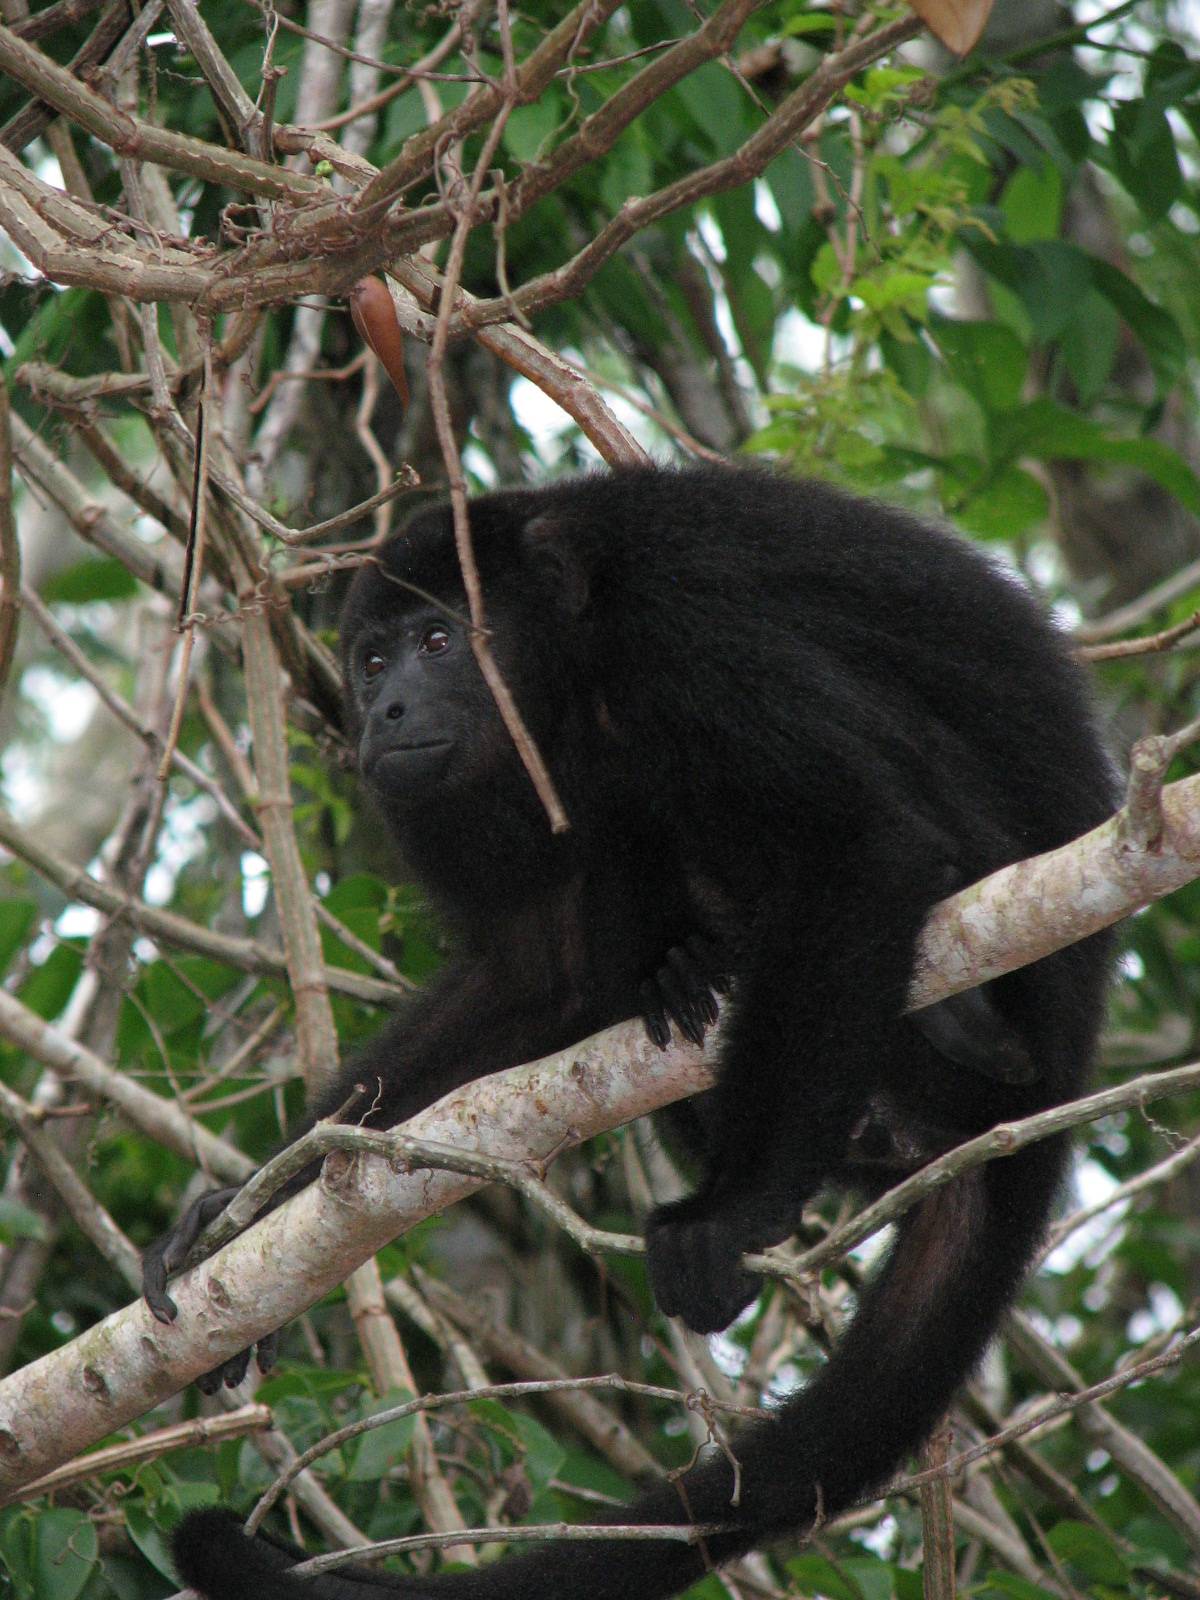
[0,20,321,197]
[2,773,1200,1491]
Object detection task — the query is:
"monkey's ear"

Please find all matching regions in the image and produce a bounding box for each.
[521,514,591,616]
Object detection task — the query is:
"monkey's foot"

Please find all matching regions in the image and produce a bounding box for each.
[645,1186,796,1333]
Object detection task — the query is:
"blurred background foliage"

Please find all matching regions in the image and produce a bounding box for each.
[4,1,1200,1596]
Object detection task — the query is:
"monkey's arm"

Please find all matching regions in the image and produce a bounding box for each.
[141,957,607,1387]
[644,810,974,1334]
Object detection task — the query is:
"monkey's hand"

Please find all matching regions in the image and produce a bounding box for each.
[639,936,728,1049]
[644,1186,796,1334]
[142,1187,281,1392]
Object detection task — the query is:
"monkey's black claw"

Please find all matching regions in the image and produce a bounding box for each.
[639,938,726,1050]
[142,1184,247,1375]
[639,980,672,1049]
[256,1327,281,1374]
[142,1183,242,1319]
[144,1284,178,1325]
[193,1334,276,1393]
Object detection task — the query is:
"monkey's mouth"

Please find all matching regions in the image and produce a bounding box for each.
[365,741,454,788]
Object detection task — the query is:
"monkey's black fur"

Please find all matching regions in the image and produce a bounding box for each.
[155,465,1116,1600]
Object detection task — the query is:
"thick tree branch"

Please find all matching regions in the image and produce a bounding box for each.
[2,770,1200,1490]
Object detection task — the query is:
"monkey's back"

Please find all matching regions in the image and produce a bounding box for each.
[506,465,1115,869]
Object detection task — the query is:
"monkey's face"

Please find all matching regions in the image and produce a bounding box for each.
[338,494,593,840]
[343,596,493,815]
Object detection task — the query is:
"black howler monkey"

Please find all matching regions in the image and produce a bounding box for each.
[148,464,1116,1600]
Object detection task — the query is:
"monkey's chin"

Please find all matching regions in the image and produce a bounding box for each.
[365,741,454,795]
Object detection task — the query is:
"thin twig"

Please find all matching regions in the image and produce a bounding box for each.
[249,1373,770,1531]
[1,1404,272,1508]
[421,33,569,833]
[20,586,258,846]
[0,378,19,708]
[1078,608,1200,660]
[0,807,405,1007]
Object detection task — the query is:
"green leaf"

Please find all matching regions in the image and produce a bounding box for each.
[19,941,84,1021]
[1046,1520,1130,1583]
[0,1506,35,1596]
[7,287,97,369]
[1110,99,1183,223]
[510,1413,566,1495]
[1000,161,1063,244]
[1060,292,1119,405]
[30,1508,98,1600]
[834,1557,898,1600]
[0,1197,49,1245]
[41,558,139,604]
[123,1503,180,1582]
[1145,39,1200,102]
[0,898,36,978]
[674,63,745,156]
[764,151,815,247]
[781,13,838,35]
[967,238,1092,342]
[347,1414,419,1472]
[599,132,653,214]
[880,329,932,398]
[979,1574,1060,1600]
[785,1554,867,1600]
[957,465,1049,539]
[347,1400,417,1482]
[990,400,1200,513]
[784,1552,915,1600]
[846,65,925,113]
[1090,260,1186,392]
[932,317,1028,413]
[256,1366,360,1404]
[125,1488,218,1580]
[503,94,561,165]
[852,270,936,317]
[140,961,207,1035]
[810,240,842,297]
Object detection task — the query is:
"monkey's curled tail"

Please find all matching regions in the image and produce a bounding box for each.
[172,1140,1065,1600]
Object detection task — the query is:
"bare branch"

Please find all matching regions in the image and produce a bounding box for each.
[0,380,18,710]
[0,1404,272,1509]
[0,986,251,1181]
[0,1076,142,1287]
[0,20,321,197]
[440,16,925,334]
[0,807,406,1007]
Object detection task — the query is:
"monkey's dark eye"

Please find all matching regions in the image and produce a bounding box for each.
[419,626,451,657]
[362,651,386,680]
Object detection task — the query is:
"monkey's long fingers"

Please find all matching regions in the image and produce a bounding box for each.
[198,1345,253,1395]
[916,989,1039,1084]
[639,940,726,1049]
[141,1185,241,1324]
[639,979,672,1050]
[659,952,711,1046]
[195,1327,280,1393]
[255,1327,281,1374]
